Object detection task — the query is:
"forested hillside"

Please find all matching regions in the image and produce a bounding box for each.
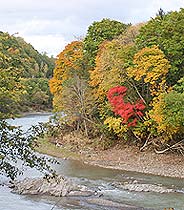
[0,31,55,118]
[50,9,184,152]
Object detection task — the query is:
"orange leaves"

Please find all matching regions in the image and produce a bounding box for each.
[49,41,84,113]
[49,78,63,94]
[49,41,84,109]
[56,41,83,70]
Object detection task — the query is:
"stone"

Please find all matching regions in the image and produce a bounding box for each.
[10,175,99,198]
[112,182,176,193]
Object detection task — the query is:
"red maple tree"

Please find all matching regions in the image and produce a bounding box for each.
[107,86,145,127]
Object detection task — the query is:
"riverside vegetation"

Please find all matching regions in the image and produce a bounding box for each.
[0,8,184,180]
[49,8,184,154]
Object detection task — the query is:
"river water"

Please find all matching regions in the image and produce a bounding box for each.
[0,113,184,210]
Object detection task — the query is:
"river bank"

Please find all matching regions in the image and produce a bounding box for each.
[37,137,184,179]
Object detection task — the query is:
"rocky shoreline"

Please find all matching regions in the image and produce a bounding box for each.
[10,174,179,210]
[10,175,94,197]
[9,175,145,209]
[10,175,179,196]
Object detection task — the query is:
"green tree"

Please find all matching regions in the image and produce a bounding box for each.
[136,8,184,85]
[0,120,55,180]
[150,90,184,141]
[20,78,52,111]
[84,18,129,66]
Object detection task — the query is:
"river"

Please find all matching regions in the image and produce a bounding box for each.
[0,113,184,210]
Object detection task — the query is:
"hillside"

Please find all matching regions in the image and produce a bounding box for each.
[0,31,55,117]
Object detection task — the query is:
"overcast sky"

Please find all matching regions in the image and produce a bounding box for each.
[1,0,183,57]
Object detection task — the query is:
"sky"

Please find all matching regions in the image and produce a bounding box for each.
[1,0,183,57]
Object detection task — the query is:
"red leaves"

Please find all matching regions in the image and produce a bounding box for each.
[107,86,145,127]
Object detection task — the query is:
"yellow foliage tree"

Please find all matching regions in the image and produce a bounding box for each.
[127,46,172,141]
[90,24,145,103]
[149,91,184,141]
[104,117,128,137]
[49,41,95,137]
[128,46,171,96]
[90,40,134,101]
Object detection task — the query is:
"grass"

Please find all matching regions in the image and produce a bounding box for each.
[35,137,81,160]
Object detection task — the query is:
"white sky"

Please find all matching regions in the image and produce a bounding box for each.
[1,0,183,57]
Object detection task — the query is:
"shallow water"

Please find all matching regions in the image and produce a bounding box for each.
[1,113,184,210]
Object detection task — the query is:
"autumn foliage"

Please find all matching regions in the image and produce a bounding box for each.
[50,10,184,150]
[128,45,170,96]
[107,86,145,127]
[49,41,86,111]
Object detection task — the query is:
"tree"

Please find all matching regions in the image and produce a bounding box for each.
[89,23,145,103]
[0,121,55,180]
[89,40,124,100]
[49,40,97,137]
[117,23,145,46]
[83,18,129,66]
[107,86,145,127]
[89,39,136,101]
[61,76,95,137]
[150,90,184,141]
[136,8,184,85]
[127,46,170,98]
[49,41,88,112]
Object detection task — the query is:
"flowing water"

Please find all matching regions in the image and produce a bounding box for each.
[0,113,184,210]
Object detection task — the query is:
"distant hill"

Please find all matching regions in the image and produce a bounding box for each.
[0,31,55,78]
[0,31,55,114]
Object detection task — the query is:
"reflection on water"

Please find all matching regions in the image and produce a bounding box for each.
[1,113,184,210]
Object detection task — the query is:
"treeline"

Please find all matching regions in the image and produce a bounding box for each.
[0,31,55,118]
[49,8,184,151]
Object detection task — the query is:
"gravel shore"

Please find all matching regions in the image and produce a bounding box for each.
[83,144,184,178]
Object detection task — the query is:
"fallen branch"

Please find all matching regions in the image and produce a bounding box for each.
[140,133,151,151]
[154,139,184,154]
